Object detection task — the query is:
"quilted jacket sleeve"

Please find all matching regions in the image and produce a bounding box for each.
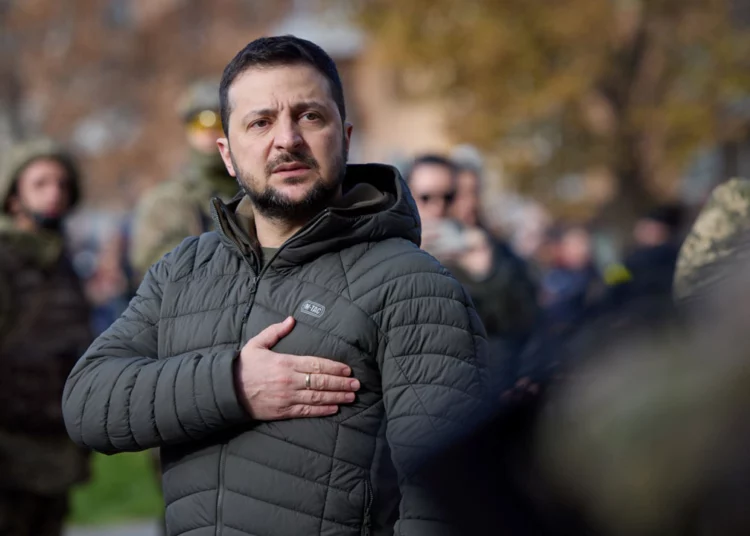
[62,250,249,454]
[373,258,491,535]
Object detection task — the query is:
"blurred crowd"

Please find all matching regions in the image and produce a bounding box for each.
[3,74,750,536]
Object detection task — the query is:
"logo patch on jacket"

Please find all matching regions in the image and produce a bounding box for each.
[300,300,326,318]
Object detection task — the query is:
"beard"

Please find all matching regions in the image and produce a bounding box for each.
[232,144,347,223]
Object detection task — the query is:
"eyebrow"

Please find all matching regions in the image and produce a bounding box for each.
[242,108,277,126]
[290,101,328,114]
[241,101,329,125]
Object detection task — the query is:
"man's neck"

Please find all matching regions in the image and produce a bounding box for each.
[251,187,344,247]
[254,214,307,248]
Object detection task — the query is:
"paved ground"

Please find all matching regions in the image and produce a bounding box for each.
[65,521,160,536]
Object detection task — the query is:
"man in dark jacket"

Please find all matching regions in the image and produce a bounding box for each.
[63,36,489,536]
[406,154,538,389]
[0,139,92,536]
[622,204,685,300]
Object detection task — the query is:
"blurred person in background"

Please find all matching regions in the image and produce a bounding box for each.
[577,204,686,332]
[129,79,238,278]
[539,225,602,333]
[618,204,685,301]
[85,230,132,336]
[449,144,485,229]
[406,153,551,534]
[406,154,539,372]
[535,236,750,536]
[0,140,92,536]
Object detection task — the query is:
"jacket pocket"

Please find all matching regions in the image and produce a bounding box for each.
[361,478,373,536]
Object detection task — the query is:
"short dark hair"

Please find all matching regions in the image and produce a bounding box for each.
[219,35,346,135]
[405,154,458,185]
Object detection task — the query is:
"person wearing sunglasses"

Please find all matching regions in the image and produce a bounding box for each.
[128,79,239,280]
[406,153,540,382]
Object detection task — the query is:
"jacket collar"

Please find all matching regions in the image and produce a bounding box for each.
[211,163,421,268]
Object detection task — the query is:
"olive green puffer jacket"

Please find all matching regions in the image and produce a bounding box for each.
[63,164,489,536]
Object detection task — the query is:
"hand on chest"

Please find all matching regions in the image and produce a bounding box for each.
[161,271,381,384]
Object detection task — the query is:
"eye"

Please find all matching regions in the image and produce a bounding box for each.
[301,112,321,122]
[250,119,270,129]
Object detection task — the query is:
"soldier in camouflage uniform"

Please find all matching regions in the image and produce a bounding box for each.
[674,178,750,303]
[0,139,92,536]
[129,79,238,277]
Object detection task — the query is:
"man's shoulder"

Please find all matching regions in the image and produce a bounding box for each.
[0,228,61,270]
[675,178,750,299]
[342,237,465,300]
[689,178,750,240]
[346,237,447,273]
[150,232,226,280]
[137,175,204,209]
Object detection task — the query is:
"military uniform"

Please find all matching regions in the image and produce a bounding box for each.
[128,80,238,276]
[674,178,750,302]
[129,152,238,275]
[0,140,92,536]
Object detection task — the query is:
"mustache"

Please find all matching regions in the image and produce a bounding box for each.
[265,152,320,176]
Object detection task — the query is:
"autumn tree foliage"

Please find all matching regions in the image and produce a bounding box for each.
[0,0,292,207]
[351,0,750,226]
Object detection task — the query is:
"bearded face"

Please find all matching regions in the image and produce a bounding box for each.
[217,64,352,224]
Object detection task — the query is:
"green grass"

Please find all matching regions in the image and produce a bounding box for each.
[67,451,163,526]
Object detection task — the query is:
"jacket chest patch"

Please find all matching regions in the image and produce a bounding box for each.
[299,300,326,318]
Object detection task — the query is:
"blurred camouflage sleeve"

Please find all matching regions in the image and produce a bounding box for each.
[128,183,205,277]
[674,178,750,302]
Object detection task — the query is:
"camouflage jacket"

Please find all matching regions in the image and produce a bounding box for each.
[129,157,237,276]
[0,223,92,493]
[674,178,750,302]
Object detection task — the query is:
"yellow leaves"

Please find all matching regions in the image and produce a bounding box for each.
[348,0,750,209]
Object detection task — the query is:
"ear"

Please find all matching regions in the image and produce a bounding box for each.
[216,137,237,177]
[343,122,353,154]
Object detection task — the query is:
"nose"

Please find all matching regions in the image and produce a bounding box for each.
[430,202,449,219]
[418,199,447,220]
[47,181,70,212]
[273,117,303,152]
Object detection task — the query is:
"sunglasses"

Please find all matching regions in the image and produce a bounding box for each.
[187,109,223,131]
[418,192,456,204]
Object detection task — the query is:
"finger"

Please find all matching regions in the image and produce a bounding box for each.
[305,373,360,392]
[286,405,339,418]
[293,390,356,406]
[290,355,351,377]
[250,317,295,349]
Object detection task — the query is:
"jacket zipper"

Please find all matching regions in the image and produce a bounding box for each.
[362,479,373,536]
[215,445,228,536]
[217,256,258,536]
[214,206,330,536]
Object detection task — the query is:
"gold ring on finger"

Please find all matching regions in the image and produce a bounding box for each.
[305,373,311,390]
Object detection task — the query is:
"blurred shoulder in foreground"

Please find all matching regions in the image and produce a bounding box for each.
[674,178,750,302]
